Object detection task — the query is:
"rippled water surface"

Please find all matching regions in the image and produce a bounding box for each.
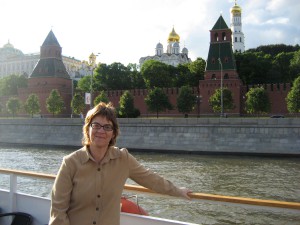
[1,145,299,225]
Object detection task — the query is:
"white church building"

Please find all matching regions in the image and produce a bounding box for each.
[139,27,192,68]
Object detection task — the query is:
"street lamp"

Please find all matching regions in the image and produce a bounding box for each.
[88,53,100,109]
[196,95,202,118]
[218,58,224,117]
[71,76,74,118]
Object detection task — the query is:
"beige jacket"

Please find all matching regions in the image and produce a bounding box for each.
[49,146,183,225]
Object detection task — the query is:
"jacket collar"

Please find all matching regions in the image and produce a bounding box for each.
[81,145,121,164]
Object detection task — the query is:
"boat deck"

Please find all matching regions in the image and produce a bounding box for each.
[1,168,299,225]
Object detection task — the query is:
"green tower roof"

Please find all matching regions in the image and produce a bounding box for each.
[31,58,70,79]
[30,30,70,79]
[212,15,228,30]
[42,30,60,46]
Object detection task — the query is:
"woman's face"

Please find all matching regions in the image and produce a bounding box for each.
[89,115,115,149]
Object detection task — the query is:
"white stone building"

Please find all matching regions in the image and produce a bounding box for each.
[230,0,245,53]
[139,27,191,68]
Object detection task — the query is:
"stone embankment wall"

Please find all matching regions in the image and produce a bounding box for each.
[0,118,299,155]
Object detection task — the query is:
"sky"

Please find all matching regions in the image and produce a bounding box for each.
[1,0,300,66]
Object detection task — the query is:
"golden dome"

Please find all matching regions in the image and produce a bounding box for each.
[168,27,180,43]
[231,1,242,14]
[89,53,97,65]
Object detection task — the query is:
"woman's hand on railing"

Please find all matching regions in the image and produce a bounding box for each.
[179,187,193,200]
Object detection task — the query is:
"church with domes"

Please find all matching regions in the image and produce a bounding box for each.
[139,27,191,67]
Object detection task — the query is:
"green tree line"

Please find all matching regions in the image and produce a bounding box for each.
[235,44,300,84]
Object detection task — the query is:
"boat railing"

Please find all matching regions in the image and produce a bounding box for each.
[1,168,300,214]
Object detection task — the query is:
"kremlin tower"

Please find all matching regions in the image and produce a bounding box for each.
[230,0,245,52]
[18,30,72,116]
[199,14,242,115]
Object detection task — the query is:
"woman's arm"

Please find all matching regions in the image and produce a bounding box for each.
[127,151,192,199]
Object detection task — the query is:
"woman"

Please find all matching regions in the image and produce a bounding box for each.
[49,102,192,225]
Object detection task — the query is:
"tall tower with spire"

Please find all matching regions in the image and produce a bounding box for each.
[31,30,70,79]
[230,0,245,52]
[204,15,238,80]
[199,15,242,115]
[18,30,72,116]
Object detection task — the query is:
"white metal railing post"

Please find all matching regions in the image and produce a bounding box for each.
[9,173,17,212]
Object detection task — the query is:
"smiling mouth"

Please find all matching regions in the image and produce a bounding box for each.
[95,136,106,139]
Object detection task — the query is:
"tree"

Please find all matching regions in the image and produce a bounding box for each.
[118,91,140,118]
[94,91,109,105]
[141,60,173,89]
[0,74,27,96]
[145,87,173,118]
[235,52,272,84]
[172,64,192,88]
[46,89,65,116]
[209,88,234,113]
[94,63,132,91]
[187,57,206,84]
[245,86,271,116]
[286,76,300,114]
[177,86,196,117]
[71,93,86,115]
[24,94,40,117]
[247,44,300,57]
[127,63,146,89]
[77,75,92,93]
[6,97,21,117]
[234,44,300,85]
[289,50,300,82]
[270,52,294,83]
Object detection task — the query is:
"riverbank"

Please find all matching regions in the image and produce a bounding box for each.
[0,118,299,156]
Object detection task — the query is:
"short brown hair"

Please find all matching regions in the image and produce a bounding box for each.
[82,102,119,147]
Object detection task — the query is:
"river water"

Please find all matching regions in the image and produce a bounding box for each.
[0,145,299,225]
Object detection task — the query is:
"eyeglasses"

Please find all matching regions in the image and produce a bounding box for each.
[90,122,113,131]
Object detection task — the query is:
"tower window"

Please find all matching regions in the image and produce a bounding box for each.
[222,32,226,41]
[212,58,216,64]
[215,33,219,42]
